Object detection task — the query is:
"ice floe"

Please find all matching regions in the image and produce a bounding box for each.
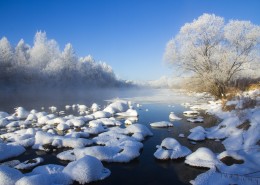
[150,121,173,128]
[63,155,110,184]
[154,138,191,160]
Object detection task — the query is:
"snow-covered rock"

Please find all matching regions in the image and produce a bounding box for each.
[185,147,219,168]
[14,157,44,170]
[90,103,100,112]
[187,117,204,123]
[126,124,153,139]
[0,112,9,119]
[92,111,111,119]
[183,110,200,117]
[150,121,173,128]
[103,100,129,114]
[16,174,51,185]
[14,107,29,119]
[66,119,85,127]
[154,138,191,160]
[0,165,23,185]
[31,164,72,185]
[89,118,121,127]
[0,118,9,127]
[57,123,70,131]
[115,109,138,117]
[188,126,206,141]
[169,112,182,120]
[63,156,110,184]
[188,131,206,141]
[0,143,25,161]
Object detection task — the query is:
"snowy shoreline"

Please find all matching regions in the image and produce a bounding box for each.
[183,89,260,185]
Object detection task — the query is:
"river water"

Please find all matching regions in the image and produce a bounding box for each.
[0,88,224,185]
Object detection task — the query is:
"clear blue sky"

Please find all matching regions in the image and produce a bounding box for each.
[0,0,259,81]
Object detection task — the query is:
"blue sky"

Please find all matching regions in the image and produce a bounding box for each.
[0,0,259,81]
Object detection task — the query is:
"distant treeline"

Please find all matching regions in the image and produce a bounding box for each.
[0,32,132,90]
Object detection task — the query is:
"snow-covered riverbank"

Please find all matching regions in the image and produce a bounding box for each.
[184,89,260,185]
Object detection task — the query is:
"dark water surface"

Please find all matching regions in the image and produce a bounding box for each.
[0,88,224,185]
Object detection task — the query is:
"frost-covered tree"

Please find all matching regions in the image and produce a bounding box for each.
[30,31,60,72]
[0,32,123,88]
[164,14,260,98]
[0,37,14,83]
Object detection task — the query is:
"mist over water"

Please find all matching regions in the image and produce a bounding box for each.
[0,87,152,113]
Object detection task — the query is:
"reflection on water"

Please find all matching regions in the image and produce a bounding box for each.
[0,88,224,185]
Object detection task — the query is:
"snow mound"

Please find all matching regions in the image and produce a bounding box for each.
[57,123,70,131]
[150,121,173,128]
[103,100,129,114]
[126,124,153,140]
[15,174,50,185]
[14,157,44,170]
[74,146,122,162]
[92,111,111,119]
[188,131,206,141]
[190,168,259,185]
[183,110,199,117]
[169,112,182,120]
[31,164,72,185]
[0,112,9,119]
[0,165,24,185]
[115,109,138,117]
[185,147,218,168]
[89,118,121,127]
[0,118,9,127]
[0,143,25,161]
[63,155,110,184]
[33,131,93,149]
[14,107,29,119]
[154,138,191,160]
[91,103,100,112]
[66,119,85,127]
[188,126,206,141]
[187,117,204,123]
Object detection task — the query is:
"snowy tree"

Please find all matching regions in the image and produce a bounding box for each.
[0,32,123,88]
[164,14,260,98]
[30,31,60,72]
[0,37,14,83]
[0,37,13,63]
